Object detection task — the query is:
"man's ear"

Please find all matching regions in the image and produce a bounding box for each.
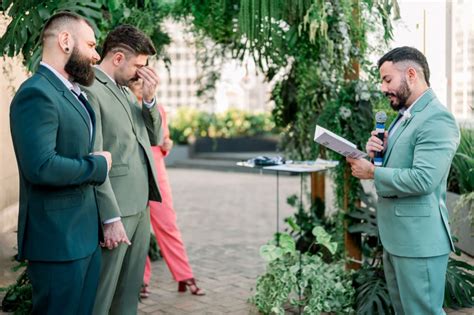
[406,67,417,83]
[58,31,73,54]
[112,52,126,66]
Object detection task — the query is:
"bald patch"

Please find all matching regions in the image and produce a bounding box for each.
[41,12,93,44]
[43,19,80,43]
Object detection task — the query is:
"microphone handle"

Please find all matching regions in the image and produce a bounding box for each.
[373,122,385,166]
[376,132,384,142]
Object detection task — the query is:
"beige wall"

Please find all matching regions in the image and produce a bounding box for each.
[0,15,29,230]
[0,56,27,210]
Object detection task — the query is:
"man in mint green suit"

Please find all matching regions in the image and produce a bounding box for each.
[347,47,460,314]
[81,25,162,315]
[9,12,111,314]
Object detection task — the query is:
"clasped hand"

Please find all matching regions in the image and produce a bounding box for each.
[101,220,131,250]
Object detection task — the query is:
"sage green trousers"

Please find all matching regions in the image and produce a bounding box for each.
[93,208,150,315]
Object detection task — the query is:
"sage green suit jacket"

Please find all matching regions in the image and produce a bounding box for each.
[374,89,460,257]
[10,65,108,261]
[82,68,162,222]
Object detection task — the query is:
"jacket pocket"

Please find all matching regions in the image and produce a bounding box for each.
[395,204,431,217]
[109,164,129,177]
[44,193,83,211]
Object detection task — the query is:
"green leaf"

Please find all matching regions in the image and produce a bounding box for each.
[107,0,120,11]
[355,267,394,314]
[444,257,474,308]
[278,233,296,254]
[38,7,51,20]
[286,217,301,233]
[312,226,338,255]
[260,244,283,262]
[2,0,14,11]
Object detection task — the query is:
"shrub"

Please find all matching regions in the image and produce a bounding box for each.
[169,107,280,144]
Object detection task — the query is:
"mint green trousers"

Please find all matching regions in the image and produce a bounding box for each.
[383,250,449,315]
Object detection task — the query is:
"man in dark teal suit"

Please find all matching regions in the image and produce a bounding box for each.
[347,47,460,314]
[9,12,111,314]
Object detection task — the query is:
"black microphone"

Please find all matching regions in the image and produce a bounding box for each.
[374,111,387,166]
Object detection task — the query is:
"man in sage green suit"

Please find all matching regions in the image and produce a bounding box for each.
[81,25,162,315]
[347,47,460,314]
[9,12,111,314]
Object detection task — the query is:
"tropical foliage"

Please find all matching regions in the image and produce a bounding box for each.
[448,128,474,194]
[252,232,355,314]
[445,248,474,308]
[0,262,31,314]
[0,0,171,72]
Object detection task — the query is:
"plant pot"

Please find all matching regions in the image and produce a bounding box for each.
[190,136,279,154]
[164,145,189,167]
[447,192,474,256]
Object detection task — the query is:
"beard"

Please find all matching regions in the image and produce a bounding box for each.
[385,78,411,111]
[65,47,95,86]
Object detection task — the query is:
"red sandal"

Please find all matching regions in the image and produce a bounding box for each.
[140,284,151,299]
[178,278,205,296]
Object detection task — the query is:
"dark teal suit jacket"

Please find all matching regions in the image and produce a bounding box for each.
[10,65,108,262]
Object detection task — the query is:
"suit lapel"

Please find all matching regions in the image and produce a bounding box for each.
[94,68,136,131]
[37,66,92,136]
[383,89,436,166]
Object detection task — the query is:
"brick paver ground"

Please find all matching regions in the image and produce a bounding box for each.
[1,168,473,314]
[138,168,302,315]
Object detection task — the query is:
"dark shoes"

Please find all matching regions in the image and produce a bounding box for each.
[140,284,151,299]
[178,278,205,296]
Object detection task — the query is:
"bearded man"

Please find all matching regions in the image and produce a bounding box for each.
[347,47,460,314]
[9,12,112,314]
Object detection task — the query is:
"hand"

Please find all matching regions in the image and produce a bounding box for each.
[137,66,159,103]
[346,157,375,180]
[101,220,131,250]
[365,130,388,159]
[161,138,173,152]
[93,151,112,172]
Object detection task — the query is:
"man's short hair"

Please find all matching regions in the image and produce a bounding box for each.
[101,25,156,59]
[377,46,431,86]
[41,11,92,43]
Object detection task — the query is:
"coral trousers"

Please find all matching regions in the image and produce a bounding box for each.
[143,146,193,285]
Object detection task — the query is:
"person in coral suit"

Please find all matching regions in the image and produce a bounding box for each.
[128,79,205,298]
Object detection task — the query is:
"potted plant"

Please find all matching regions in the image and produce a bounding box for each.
[447,127,473,256]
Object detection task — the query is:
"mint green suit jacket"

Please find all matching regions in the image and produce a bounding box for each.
[82,68,162,222]
[374,89,460,258]
[10,66,108,261]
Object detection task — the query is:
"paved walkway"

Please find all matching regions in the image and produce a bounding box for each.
[138,168,301,314]
[1,168,473,314]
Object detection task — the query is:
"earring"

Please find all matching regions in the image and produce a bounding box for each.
[65,47,70,53]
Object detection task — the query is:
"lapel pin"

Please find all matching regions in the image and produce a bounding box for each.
[401,111,412,126]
